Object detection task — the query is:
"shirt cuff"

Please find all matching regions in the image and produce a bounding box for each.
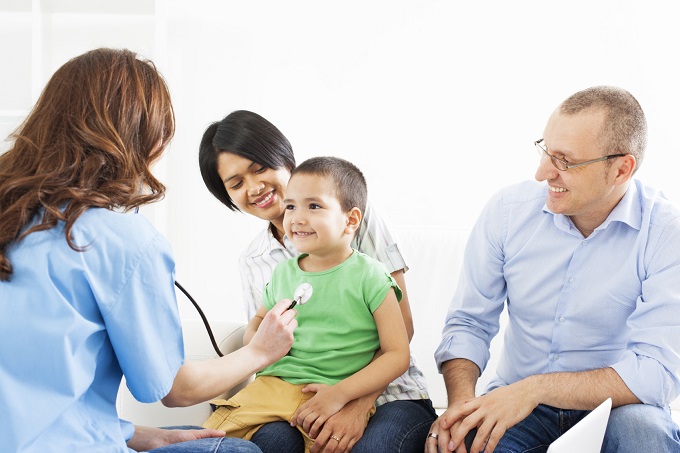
[120,418,135,442]
[611,350,680,407]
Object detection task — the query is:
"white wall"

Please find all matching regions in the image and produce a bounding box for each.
[2,1,679,323]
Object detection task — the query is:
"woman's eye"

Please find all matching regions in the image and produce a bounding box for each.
[230,181,243,190]
[255,166,267,174]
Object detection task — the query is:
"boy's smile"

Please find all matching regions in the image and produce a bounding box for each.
[283,173,356,271]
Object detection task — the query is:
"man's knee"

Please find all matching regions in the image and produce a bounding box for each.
[602,404,680,453]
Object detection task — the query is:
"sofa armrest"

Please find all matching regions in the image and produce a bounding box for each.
[116,319,250,427]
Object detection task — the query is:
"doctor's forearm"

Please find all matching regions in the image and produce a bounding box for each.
[161,343,271,407]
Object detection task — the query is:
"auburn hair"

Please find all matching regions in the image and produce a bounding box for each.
[0,48,175,281]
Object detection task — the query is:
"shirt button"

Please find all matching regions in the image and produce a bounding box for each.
[553,354,559,361]
[569,277,575,284]
[582,241,588,246]
[559,317,566,324]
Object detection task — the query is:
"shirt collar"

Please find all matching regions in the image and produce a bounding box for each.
[543,180,642,235]
[265,223,297,254]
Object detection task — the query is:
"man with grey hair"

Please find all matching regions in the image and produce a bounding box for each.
[427,86,680,452]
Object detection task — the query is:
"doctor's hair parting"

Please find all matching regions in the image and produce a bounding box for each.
[291,156,368,215]
[0,47,175,282]
[199,110,295,211]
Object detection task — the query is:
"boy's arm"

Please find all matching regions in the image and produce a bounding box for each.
[291,288,410,434]
[243,305,268,346]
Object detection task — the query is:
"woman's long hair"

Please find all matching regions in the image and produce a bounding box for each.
[0,48,175,281]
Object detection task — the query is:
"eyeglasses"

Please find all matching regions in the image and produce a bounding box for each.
[534,139,627,171]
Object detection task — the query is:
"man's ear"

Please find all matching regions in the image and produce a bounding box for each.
[613,154,637,186]
[345,207,362,235]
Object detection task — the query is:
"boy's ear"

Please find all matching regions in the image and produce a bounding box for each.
[345,207,362,234]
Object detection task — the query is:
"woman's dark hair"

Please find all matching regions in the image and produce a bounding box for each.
[0,48,175,281]
[198,110,295,211]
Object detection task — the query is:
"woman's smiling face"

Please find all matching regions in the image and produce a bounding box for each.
[217,151,291,223]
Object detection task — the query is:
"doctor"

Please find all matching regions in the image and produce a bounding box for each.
[0,48,296,453]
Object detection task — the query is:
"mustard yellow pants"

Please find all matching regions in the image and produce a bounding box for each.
[203,375,374,453]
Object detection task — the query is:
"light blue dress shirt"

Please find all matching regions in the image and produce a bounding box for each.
[0,208,184,452]
[435,179,680,407]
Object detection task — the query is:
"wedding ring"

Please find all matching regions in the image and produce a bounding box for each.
[330,435,341,442]
[427,432,439,440]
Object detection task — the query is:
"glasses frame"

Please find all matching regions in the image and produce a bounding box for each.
[534,138,627,171]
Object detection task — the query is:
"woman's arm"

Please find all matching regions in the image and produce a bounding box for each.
[243,305,268,345]
[161,299,296,407]
[390,269,414,341]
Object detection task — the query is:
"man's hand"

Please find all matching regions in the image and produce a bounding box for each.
[127,425,225,451]
[425,401,473,453]
[444,381,538,453]
[307,394,374,453]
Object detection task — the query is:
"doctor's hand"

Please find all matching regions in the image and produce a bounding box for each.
[127,425,225,451]
[247,299,297,366]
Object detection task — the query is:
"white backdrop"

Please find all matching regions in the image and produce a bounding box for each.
[2,0,679,323]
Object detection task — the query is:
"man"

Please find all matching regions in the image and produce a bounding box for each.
[427,86,680,453]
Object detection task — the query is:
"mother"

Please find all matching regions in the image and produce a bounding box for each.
[199,110,436,452]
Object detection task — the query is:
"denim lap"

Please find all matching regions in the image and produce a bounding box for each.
[465,403,680,453]
[250,399,437,453]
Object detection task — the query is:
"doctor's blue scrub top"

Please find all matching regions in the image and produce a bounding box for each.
[0,208,185,452]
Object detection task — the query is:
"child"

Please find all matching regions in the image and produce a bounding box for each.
[203,156,410,452]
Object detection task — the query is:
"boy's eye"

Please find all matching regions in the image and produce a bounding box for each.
[309,203,322,210]
[285,204,295,210]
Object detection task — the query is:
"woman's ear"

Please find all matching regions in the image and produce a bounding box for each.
[345,207,362,235]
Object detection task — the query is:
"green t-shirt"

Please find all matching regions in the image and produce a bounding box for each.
[259,250,402,385]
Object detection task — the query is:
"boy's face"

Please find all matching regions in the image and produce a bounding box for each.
[283,173,355,257]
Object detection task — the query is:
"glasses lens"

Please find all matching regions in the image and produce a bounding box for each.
[535,141,568,171]
[535,141,545,157]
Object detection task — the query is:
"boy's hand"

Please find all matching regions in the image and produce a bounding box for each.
[291,384,347,436]
[308,395,374,453]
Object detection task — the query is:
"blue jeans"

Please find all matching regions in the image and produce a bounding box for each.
[145,426,262,453]
[249,399,437,453]
[464,403,680,453]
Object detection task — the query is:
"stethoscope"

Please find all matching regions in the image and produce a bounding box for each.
[175,280,313,357]
[136,204,314,357]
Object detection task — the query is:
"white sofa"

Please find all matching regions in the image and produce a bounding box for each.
[117,225,680,426]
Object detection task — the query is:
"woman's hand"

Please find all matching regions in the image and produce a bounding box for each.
[127,425,225,451]
[291,384,349,438]
[162,299,297,407]
[246,299,297,367]
[307,394,376,453]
